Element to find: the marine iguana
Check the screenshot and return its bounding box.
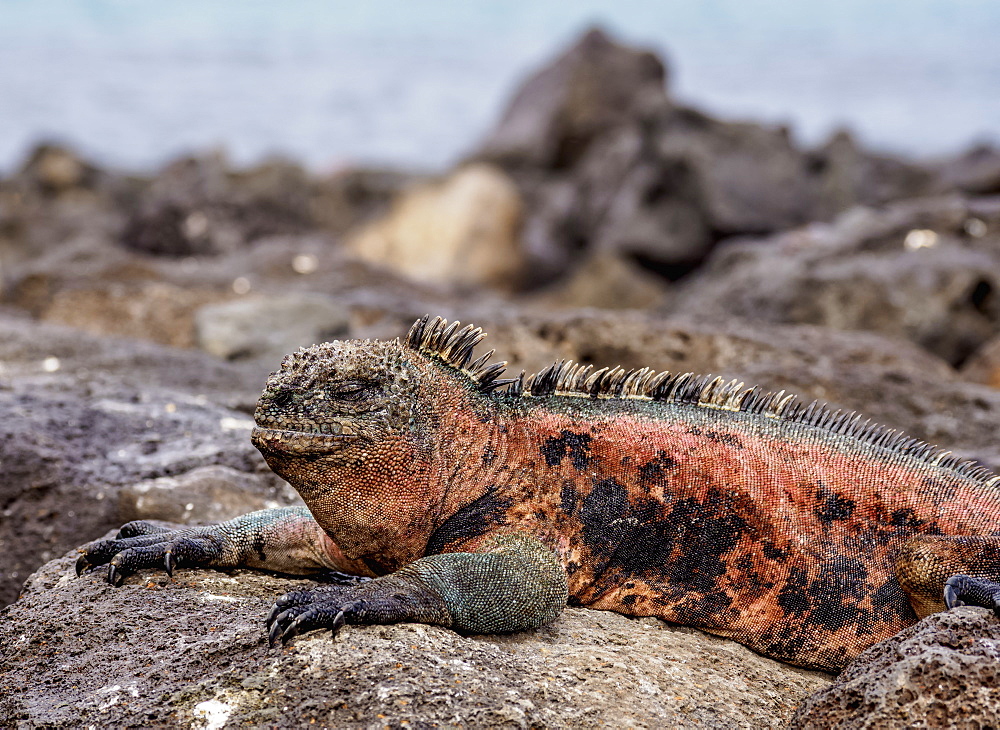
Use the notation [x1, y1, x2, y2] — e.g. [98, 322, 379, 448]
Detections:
[77, 315, 1000, 672]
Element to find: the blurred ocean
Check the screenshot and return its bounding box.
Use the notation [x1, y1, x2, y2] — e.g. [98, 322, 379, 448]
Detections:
[1, 0, 998, 173]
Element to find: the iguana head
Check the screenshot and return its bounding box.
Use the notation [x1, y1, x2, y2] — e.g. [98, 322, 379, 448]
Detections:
[252, 338, 419, 459]
[250, 316, 510, 570]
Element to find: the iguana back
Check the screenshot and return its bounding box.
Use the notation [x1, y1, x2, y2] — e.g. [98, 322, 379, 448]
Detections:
[475, 385, 1000, 670]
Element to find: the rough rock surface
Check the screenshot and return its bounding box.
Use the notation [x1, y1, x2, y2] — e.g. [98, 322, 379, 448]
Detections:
[792, 608, 1000, 729]
[116, 465, 291, 526]
[673, 195, 1000, 366]
[0, 311, 296, 606]
[0, 548, 830, 728]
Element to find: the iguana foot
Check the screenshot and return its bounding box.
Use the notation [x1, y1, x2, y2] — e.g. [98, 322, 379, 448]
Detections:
[265, 587, 363, 645]
[944, 574, 1000, 618]
[76, 523, 224, 586]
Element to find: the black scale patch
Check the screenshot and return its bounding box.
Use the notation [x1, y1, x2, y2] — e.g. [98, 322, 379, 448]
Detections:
[425, 487, 513, 554]
[541, 430, 593, 470]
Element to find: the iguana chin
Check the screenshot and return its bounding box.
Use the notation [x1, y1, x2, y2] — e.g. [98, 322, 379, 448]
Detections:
[77, 316, 1000, 672]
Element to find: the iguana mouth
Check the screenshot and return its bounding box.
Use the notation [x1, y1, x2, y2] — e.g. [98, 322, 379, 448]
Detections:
[251, 426, 358, 455]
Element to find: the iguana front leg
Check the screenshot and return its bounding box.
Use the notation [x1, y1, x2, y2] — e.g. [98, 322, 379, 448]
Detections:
[76, 506, 365, 584]
[267, 532, 569, 644]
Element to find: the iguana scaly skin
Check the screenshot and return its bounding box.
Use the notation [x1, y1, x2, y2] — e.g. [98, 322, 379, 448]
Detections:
[78, 316, 1000, 672]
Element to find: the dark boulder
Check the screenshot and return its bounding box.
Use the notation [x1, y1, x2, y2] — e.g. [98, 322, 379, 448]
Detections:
[672, 195, 1000, 366]
[792, 607, 1000, 728]
[471, 28, 934, 287]
[477, 27, 669, 171]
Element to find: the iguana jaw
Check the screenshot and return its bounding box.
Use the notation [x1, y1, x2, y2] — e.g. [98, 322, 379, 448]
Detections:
[251, 426, 358, 455]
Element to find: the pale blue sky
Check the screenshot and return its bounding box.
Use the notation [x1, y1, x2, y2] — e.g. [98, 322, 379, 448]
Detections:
[1, 0, 997, 171]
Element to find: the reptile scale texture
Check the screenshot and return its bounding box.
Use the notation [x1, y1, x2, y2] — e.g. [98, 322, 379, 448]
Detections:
[77, 315, 1000, 672]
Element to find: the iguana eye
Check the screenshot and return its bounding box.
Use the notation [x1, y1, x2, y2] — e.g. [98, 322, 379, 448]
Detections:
[271, 388, 294, 407]
[330, 380, 374, 401]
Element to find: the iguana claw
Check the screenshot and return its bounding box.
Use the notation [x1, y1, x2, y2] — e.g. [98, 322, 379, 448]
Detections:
[265, 589, 363, 646]
[75, 553, 91, 577]
[267, 613, 285, 647]
[265, 602, 283, 629]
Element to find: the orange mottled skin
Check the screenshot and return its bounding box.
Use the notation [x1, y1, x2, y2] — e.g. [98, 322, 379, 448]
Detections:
[473, 396, 1000, 670]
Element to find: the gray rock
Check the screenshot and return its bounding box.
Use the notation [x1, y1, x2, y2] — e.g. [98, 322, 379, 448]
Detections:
[581, 125, 712, 265]
[0, 548, 830, 728]
[117, 465, 294, 525]
[935, 143, 1000, 195]
[195, 293, 351, 361]
[813, 129, 935, 215]
[0, 308, 264, 409]
[120, 152, 316, 257]
[792, 607, 1000, 729]
[673, 195, 1000, 365]
[41, 281, 227, 349]
[0, 381, 275, 607]
[530, 251, 672, 310]
[0, 312, 293, 606]
[470, 29, 937, 286]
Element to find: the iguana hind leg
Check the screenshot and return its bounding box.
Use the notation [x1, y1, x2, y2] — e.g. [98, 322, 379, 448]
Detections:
[895, 535, 1000, 618]
[267, 532, 569, 644]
